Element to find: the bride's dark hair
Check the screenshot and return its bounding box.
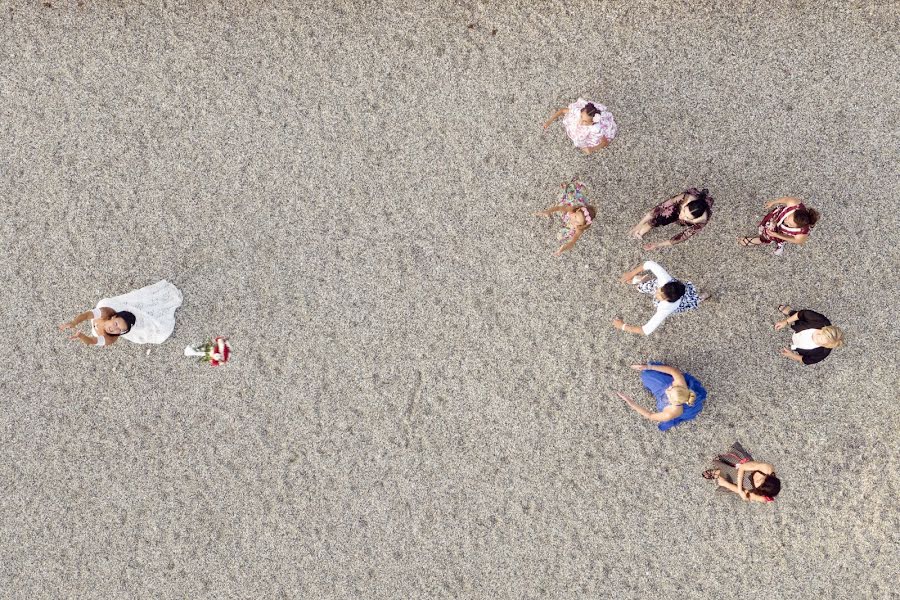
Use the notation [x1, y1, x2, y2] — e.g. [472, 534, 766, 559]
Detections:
[111, 311, 136, 335]
[583, 103, 602, 118]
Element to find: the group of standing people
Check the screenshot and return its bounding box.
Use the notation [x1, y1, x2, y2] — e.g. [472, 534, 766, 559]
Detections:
[539, 96, 846, 503]
[53, 95, 845, 506]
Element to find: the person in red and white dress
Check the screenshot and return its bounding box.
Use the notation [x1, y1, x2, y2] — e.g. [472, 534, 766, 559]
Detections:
[738, 197, 819, 255]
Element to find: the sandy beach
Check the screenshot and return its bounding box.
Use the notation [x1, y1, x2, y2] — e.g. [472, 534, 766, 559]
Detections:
[1, 1, 898, 598]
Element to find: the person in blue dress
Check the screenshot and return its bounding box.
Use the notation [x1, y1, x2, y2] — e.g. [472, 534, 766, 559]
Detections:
[615, 362, 706, 431]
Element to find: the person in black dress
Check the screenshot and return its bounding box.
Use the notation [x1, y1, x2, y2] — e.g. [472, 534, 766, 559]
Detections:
[774, 305, 845, 365]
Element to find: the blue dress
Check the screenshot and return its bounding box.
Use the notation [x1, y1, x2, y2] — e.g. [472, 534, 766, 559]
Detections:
[640, 364, 707, 431]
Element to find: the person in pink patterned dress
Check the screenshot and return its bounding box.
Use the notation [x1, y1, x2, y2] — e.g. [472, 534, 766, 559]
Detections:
[739, 197, 819, 255]
[543, 98, 617, 155]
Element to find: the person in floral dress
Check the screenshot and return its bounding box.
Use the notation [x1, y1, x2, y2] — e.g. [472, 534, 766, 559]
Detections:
[534, 179, 596, 256]
[629, 188, 713, 250]
[543, 98, 617, 155]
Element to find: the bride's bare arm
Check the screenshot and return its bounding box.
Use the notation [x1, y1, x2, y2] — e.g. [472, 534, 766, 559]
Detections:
[60, 307, 114, 331]
[59, 310, 93, 330]
[74, 332, 115, 347]
[75, 332, 99, 345]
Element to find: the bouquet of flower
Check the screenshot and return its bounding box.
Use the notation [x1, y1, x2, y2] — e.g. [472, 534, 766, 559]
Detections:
[184, 336, 231, 366]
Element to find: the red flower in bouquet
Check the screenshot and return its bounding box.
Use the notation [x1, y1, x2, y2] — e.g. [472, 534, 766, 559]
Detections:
[209, 336, 231, 367]
[184, 336, 232, 366]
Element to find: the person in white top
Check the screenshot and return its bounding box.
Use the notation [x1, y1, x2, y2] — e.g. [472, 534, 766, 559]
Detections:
[59, 280, 183, 347]
[542, 98, 617, 155]
[773, 304, 844, 365]
[59, 307, 136, 347]
[612, 261, 708, 336]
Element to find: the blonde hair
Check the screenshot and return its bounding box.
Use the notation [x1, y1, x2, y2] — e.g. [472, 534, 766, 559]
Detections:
[668, 385, 696, 406]
[818, 326, 845, 348]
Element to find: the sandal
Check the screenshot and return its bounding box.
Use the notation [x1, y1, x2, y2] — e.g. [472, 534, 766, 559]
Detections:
[702, 469, 720, 480]
[777, 304, 792, 316]
[738, 236, 763, 247]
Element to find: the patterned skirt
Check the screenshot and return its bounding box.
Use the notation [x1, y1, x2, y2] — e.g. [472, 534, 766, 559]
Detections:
[637, 278, 700, 313]
[711, 442, 755, 489]
[556, 179, 588, 241]
[757, 206, 807, 250]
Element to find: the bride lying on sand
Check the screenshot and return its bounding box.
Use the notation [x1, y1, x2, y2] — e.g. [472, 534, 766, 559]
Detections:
[59, 279, 183, 347]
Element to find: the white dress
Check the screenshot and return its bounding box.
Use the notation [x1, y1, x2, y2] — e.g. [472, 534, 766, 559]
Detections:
[562, 98, 618, 148]
[95, 280, 183, 344]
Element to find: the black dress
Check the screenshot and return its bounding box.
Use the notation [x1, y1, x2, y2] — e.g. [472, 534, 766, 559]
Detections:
[789, 309, 832, 365]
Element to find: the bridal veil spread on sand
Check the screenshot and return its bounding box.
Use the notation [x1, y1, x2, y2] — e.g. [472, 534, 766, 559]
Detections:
[96, 280, 183, 344]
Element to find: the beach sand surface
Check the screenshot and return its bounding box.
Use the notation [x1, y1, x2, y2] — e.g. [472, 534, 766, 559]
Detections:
[1, 1, 898, 598]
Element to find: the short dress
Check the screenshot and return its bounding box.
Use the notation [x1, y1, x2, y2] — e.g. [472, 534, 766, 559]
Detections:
[640, 363, 707, 431]
[648, 188, 714, 245]
[556, 179, 589, 241]
[758, 203, 810, 252]
[712, 442, 775, 502]
[562, 98, 617, 148]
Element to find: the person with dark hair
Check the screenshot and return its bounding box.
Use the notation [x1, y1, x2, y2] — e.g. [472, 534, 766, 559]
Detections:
[739, 197, 819, 255]
[612, 260, 708, 335]
[60, 308, 136, 347]
[629, 188, 714, 250]
[59, 280, 183, 347]
[542, 97, 617, 155]
[703, 442, 781, 503]
[534, 179, 597, 256]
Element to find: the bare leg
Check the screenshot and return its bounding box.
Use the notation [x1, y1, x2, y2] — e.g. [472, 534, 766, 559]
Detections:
[738, 236, 764, 247]
[629, 220, 653, 239]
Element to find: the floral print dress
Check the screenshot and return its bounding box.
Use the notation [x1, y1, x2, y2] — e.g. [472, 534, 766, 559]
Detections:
[562, 98, 617, 148]
[648, 188, 714, 245]
[556, 179, 589, 241]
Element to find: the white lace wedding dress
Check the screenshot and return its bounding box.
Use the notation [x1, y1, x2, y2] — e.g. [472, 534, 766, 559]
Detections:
[96, 280, 183, 344]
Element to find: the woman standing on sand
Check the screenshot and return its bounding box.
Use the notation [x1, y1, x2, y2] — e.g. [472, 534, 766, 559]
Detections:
[542, 98, 617, 155]
[59, 279, 183, 347]
[534, 179, 597, 256]
[629, 188, 713, 251]
[703, 442, 781, 503]
[615, 362, 706, 431]
[773, 304, 844, 365]
[612, 260, 708, 336]
[739, 197, 819, 255]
